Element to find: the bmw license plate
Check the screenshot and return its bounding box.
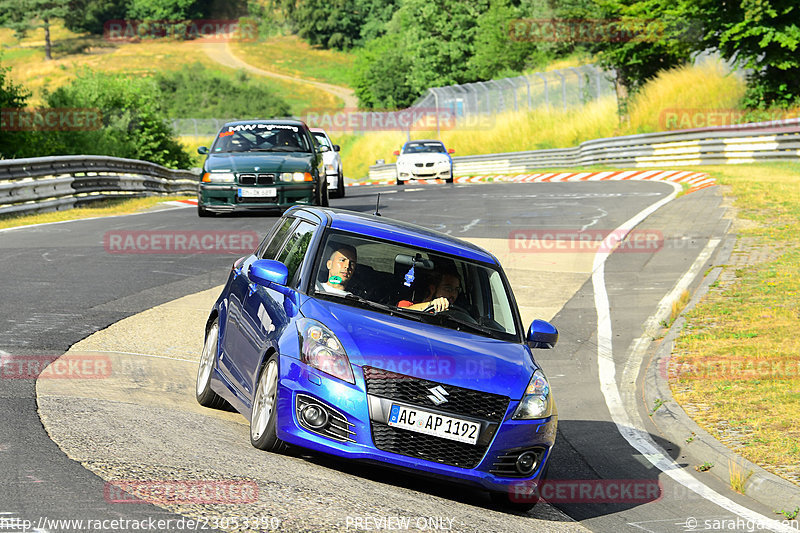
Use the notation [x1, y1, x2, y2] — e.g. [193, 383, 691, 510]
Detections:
[238, 187, 277, 198]
[388, 404, 479, 445]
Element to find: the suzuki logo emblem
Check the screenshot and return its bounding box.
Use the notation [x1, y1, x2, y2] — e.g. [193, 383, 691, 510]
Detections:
[427, 385, 449, 406]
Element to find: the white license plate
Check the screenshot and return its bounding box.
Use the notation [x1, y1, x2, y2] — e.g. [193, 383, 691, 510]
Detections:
[388, 404, 480, 445]
[238, 187, 277, 198]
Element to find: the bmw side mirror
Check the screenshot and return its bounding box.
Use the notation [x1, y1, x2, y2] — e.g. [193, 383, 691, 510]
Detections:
[249, 259, 289, 288]
[527, 319, 558, 349]
[393, 150, 400, 156]
[448, 148, 455, 154]
[197, 146, 209, 155]
[333, 144, 340, 152]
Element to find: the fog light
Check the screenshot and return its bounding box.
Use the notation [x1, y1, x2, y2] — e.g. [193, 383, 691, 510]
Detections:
[301, 404, 329, 429]
[515, 451, 538, 475]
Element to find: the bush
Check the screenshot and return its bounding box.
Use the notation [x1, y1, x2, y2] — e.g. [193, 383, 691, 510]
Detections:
[153, 63, 291, 119]
[44, 69, 192, 168]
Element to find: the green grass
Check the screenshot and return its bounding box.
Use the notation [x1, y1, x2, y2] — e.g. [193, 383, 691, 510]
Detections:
[230, 34, 354, 88]
[0, 196, 193, 230]
[671, 162, 800, 483]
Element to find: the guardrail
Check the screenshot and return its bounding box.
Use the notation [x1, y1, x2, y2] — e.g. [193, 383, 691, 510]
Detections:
[369, 118, 800, 181]
[0, 156, 199, 217]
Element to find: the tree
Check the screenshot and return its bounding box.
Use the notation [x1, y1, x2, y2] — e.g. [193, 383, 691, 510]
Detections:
[556, 0, 697, 102]
[0, 0, 70, 60]
[0, 60, 34, 158]
[688, 0, 800, 106]
[44, 69, 192, 168]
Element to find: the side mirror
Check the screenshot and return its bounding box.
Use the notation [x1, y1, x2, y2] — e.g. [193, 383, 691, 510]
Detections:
[393, 150, 400, 156]
[197, 146, 209, 155]
[447, 148, 455, 154]
[527, 319, 558, 349]
[249, 259, 288, 288]
[333, 144, 341, 152]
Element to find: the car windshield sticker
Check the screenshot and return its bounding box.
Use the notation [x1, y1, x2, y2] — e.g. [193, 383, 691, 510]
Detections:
[404, 265, 415, 287]
[218, 131, 233, 137]
[227, 124, 299, 133]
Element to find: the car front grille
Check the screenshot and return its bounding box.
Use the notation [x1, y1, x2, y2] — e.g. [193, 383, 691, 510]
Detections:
[238, 173, 275, 185]
[371, 422, 487, 468]
[363, 366, 509, 422]
[363, 366, 510, 469]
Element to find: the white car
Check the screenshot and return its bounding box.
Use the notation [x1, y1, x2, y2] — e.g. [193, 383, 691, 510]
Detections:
[310, 128, 345, 198]
[393, 139, 454, 185]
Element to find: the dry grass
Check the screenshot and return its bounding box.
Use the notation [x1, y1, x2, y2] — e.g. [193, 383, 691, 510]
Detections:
[671, 163, 800, 484]
[0, 196, 193, 230]
[341, 96, 620, 179]
[728, 460, 753, 494]
[626, 61, 747, 133]
[0, 23, 337, 112]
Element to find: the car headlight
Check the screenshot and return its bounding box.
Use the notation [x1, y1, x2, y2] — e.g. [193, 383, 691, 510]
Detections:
[512, 369, 552, 419]
[281, 172, 313, 182]
[297, 318, 354, 384]
[325, 163, 335, 173]
[202, 172, 235, 183]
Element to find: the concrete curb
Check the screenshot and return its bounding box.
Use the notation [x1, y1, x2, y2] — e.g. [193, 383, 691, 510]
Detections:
[645, 234, 800, 513]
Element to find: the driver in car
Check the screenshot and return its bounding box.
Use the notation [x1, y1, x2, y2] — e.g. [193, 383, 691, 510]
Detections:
[398, 268, 461, 312]
[317, 244, 357, 295]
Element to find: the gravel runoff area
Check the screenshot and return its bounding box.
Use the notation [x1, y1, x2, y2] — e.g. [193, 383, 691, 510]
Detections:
[36, 237, 592, 532]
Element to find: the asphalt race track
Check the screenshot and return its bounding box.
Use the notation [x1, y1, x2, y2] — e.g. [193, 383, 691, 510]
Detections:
[0, 180, 790, 532]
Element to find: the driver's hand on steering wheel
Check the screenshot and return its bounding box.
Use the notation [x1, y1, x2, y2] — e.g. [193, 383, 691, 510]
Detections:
[428, 297, 450, 313]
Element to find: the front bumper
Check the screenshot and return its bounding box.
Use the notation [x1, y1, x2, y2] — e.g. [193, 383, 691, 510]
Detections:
[397, 167, 452, 181]
[198, 183, 315, 212]
[274, 356, 557, 493]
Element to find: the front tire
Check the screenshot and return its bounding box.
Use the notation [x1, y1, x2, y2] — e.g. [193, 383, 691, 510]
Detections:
[336, 171, 345, 198]
[198, 204, 211, 217]
[196, 320, 229, 409]
[250, 354, 286, 452]
[316, 179, 329, 207]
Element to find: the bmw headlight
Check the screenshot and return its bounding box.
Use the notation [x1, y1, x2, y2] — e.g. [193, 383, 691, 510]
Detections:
[202, 172, 235, 183]
[325, 163, 336, 173]
[281, 172, 313, 182]
[297, 318, 354, 384]
[512, 369, 552, 419]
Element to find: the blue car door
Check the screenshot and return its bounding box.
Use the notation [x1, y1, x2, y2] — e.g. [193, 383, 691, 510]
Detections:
[233, 219, 317, 399]
[219, 218, 295, 396]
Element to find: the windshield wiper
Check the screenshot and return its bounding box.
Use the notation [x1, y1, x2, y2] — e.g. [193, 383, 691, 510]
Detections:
[316, 292, 424, 321]
[427, 312, 500, 337]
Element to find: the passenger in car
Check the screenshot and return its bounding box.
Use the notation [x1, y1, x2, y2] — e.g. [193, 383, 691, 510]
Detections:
[317, 244, 357, 295]
[398, 268, 461, 312]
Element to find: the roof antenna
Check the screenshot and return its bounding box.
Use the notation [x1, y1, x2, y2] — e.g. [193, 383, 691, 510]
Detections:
[373, 193, 382, 216]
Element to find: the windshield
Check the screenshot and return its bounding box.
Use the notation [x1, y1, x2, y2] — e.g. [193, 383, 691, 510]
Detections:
[211, 123, 312, 153]
[311, 132, 331, 148]
[313, 231, 521, 341]
[402, 142, 446, 154]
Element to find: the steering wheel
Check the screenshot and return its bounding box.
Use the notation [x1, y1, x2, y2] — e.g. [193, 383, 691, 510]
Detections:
[422, 303, 479, 324]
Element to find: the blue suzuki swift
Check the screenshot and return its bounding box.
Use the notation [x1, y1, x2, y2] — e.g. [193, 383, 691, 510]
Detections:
[196, 206, 558, 509]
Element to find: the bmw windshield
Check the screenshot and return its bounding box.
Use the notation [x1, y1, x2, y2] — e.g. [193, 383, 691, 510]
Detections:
[402, 142, 446, 154]
[211, 123, 313, 153]
[312, 231, 522, 342]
